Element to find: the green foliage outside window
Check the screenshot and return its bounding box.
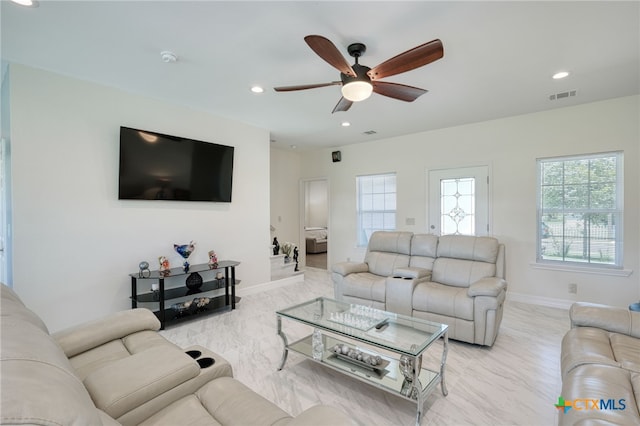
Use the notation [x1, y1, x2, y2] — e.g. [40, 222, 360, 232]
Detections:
[538, 152, 622, 267]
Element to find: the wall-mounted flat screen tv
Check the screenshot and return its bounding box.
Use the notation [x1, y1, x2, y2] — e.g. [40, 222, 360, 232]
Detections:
[118, 126, 234, 202]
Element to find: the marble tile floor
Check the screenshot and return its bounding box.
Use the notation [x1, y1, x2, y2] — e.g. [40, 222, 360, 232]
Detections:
[160, 268, 570, 426]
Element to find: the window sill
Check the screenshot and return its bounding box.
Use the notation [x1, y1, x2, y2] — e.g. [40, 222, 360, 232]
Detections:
[529, 261, 632, 277]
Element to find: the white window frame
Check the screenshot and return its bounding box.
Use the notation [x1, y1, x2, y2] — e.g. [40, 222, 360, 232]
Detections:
[356, 173, 396, 246]
[536, 151, 624, 269]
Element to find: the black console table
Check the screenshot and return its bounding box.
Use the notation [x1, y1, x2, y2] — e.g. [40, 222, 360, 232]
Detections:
[130, 260, 240, 329]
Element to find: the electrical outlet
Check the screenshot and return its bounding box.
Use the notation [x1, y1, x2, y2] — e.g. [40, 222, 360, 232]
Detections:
[568, 283, 578, 294]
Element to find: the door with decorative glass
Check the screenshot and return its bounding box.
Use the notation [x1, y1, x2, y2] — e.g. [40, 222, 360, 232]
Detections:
[428, 166, 489, 236]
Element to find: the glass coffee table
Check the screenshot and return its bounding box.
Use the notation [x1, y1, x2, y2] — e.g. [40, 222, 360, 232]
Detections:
[276, 297, 448, 425]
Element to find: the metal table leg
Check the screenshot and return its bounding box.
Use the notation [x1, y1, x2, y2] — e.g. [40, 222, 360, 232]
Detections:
[441, 330, 449, 396]
[276, 315, 289, 370]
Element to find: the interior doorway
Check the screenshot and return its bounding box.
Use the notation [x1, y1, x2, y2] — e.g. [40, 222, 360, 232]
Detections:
[301, 178, 329, 269]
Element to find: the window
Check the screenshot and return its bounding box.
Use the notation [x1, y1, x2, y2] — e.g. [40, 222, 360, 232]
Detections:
[440, 177, 476, 235]
[357, 173, 396, 246]
[537, 152, 623, 268]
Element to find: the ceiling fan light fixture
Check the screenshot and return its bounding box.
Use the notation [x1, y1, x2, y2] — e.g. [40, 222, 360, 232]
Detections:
[341, 81, 373, 102]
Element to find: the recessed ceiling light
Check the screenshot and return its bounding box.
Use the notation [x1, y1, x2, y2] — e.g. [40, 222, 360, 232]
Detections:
[11, 0, 38, 6]
[160, 51, 177, 63]
[290, 145, 297, 149]
[552, 71, 570, 80]
[251, 86, 264, 94]
[341, 122, 351, 127]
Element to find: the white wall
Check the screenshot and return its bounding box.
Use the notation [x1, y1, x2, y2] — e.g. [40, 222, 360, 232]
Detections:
[270, 147, 301, 249]
[9, 64, 272, 332]
[305, 180, 328, 228]
[300, 96, 639, 308]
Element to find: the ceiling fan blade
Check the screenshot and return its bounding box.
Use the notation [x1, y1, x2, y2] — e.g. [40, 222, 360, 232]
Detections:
[274, 81, 341, 92]
[368, 39, 444, 80]
[305, 35, 356, 77]
[332, 97, 353, 113]
[372, 81, 427, 102]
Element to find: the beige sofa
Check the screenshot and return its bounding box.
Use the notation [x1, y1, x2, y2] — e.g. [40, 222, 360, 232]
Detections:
[305, 228, 328, 254]
[332, 231, 506, 346]
[1, 283, 355, 426]
[559, 302, 640, 425]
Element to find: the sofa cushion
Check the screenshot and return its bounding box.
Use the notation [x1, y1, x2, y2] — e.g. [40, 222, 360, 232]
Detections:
[412, 282, 474, 321]
[611, 333, 640, 373]
[365, 251, 411, 277]
[409, 234, 438, 270]
[53, 308, 161, 358]
[560, 325, 640, 378]
[437, 235, 499, 263]
[342, 272, 386, 303]
[570, 302, 640, 339]
[561, 327, 619, 378]
[138, 377, 292, 426]
[69, 330, 178, 380]
[559, 365, 639, 426]
[137, 394, 223, 426]
[365, 231, 412, 277]
[0, 285, 49, 333]
[83, 346, 200, 419]
[1, 319, 103, 425]
[432, 257, 497, 288]
[367, 231, 413, 255]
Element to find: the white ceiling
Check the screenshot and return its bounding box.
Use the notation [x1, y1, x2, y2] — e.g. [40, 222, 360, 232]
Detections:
[2, 1, 639, 151]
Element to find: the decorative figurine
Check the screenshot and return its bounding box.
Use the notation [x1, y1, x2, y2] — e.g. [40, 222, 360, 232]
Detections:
[174, 241, 195, 273]
[272, 237, 280, 256]
[281, 241, 293, 261]
[158, 256, 170, 276]
[293, 246, 299, 272]
[138, 261, 150, 278]
[208, 250, 219, 269]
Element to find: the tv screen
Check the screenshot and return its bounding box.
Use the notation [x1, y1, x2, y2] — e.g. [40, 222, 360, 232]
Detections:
[118, 126, 234, 202]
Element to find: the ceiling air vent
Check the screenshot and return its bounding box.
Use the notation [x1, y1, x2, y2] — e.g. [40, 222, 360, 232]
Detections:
[549, 90, 577, 101]
[363, 130, 377, 135]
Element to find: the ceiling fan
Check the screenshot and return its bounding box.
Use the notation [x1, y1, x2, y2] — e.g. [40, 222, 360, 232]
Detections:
[274, 35, 444, 113]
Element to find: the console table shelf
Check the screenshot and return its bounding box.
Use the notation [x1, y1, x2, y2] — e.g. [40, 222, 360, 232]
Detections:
[130, 260, 240, 329]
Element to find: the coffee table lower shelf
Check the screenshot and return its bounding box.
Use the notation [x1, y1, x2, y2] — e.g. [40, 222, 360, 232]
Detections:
[283, 334, 443, 424]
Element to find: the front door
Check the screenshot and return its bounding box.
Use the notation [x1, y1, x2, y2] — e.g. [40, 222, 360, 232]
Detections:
[428, 166, 490, 236]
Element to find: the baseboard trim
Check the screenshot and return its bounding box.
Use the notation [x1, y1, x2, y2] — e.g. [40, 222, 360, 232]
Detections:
[237, 273, 305, 297]
[506, 291, 573, 310]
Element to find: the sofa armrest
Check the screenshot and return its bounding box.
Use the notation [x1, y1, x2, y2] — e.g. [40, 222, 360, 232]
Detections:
[332, 261, 369, 276]
[288, 405, 358, 426]
[393, 267, 431, 280]
[570, 302, 640, 338]
[83, 346, 200, 419]
[467, 277, 507, 297]
[52, 308, 161, 358]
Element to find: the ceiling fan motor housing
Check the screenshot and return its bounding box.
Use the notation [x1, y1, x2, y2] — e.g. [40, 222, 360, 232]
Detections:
[341, 63, 372, 85]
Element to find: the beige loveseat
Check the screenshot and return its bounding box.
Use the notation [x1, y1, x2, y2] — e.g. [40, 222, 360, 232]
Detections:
[332, 231, 506, 346]
[559, 302, 640, 425]
[1, 283, 354, 426]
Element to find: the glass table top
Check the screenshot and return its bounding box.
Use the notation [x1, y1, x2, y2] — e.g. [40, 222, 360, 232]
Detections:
[277, 297, 448, 356]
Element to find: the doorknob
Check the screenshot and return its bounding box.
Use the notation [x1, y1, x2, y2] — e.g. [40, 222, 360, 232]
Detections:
[430, 225, 435, 229]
